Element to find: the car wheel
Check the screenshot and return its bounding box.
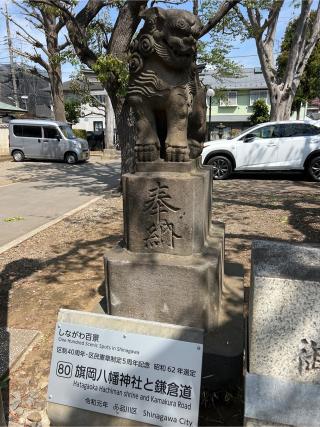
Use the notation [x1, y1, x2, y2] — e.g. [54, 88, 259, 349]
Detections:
[65, 152, 78, 164]
[12, 150, 25, 162]
[207, 156, 233, 180]
[308, 156, 320, 181]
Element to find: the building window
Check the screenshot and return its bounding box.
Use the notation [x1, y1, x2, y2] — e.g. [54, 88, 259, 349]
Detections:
[93, 94, 106, 104]
[250, 90, 269, 106]
[93, 121, 103, 132]
[220, 91, 238, 107]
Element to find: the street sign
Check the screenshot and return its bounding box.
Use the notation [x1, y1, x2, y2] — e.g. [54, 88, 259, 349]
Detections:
[48, 321, 203, 426]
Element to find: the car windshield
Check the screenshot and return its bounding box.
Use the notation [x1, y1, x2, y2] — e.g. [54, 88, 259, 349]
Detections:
[59, 125, 76, 139]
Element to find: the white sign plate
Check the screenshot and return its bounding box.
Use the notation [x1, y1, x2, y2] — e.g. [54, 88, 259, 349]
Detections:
[48, 321, 203, 427]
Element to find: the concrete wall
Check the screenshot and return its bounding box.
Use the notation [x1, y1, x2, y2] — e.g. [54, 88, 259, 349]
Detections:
[0, 124, 9, 156]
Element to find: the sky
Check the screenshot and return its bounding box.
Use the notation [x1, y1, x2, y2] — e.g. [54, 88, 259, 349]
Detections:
[0, 0, 313, 83]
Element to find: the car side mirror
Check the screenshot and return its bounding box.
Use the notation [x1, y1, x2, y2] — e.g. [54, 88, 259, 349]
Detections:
[243, 134, 255, 143]
[56, 135, 61, 141]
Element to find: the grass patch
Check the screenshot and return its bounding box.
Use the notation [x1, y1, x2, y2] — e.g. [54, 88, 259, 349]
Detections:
[3, 216, 24, 222]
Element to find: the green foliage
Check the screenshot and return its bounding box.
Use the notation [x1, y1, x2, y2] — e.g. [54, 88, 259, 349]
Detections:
[65, 99, 82, 125]
[198, 0, 244, 78]
[249, 99, 270, 125]
[198, 40, 243, 80]
[69, 72, 106, 109]
[277, 12, 320, 111]
[73, 129, 87, 140]
[93, 54, 129, 97]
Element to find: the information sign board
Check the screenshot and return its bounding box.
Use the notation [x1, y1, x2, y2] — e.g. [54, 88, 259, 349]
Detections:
[48, 321, 203, 426]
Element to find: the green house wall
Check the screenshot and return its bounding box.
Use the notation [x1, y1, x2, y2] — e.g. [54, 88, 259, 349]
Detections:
[206, 90, 307, 120]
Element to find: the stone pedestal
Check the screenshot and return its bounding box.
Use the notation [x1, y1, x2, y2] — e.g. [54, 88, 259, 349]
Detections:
[105, 160, 223, 332]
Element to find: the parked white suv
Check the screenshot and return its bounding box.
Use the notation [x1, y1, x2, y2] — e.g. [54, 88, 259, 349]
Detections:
[201, 120, 320, 181]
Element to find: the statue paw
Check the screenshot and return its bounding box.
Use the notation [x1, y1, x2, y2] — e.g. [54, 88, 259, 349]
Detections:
[165, 145, 190, 162]
[188, 140, 203, 159]
[135, 144, 159, 162]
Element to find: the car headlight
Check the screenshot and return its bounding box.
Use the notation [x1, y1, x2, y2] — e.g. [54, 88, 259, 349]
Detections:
[72, 141, 82, 150]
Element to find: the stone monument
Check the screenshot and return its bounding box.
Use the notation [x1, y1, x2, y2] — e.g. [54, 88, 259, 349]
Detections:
[245, 240, 320, 427]
[47, 8, 243, 425]
[104, 7, 225, 374]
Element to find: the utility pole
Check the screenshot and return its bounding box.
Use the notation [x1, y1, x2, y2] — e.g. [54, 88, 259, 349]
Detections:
[4, 2, 19, 108]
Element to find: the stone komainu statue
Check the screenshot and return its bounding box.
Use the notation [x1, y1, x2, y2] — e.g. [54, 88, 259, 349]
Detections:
[128, 7, 206, 162]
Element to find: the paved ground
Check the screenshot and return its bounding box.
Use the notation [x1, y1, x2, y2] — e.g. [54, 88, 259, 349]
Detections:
[0, 158, 120, 248]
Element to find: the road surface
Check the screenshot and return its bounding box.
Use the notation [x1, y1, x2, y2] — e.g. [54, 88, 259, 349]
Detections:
[0, 158, 120, 248]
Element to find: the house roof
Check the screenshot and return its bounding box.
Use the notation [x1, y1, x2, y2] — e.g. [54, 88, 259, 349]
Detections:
[0, 63, 52, 118]
[201, 67, 267, 90]
[0, 101, 26, 113]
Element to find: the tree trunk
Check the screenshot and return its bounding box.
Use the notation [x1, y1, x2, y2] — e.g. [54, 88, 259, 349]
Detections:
[269, 85, 294, 121]
[117, 100, 135, 175]
[49, 63, 66, 122]
[104, 94, 115, 149]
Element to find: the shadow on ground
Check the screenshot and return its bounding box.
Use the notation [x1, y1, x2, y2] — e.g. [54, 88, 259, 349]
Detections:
[3, 160, 121, 197]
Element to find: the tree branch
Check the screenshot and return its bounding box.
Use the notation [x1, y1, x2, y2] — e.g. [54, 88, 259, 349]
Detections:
[199, 0, 241, 38]
[247, 7, 260, 35]
[12, 48, 49, 72]
[233, 5, 250, 31]
[12, 0, 45, 26]
[263, 1, 283, 45]
[58, 36, 70, 52]
[284, 0, 313, 87]
[75, 0, 108, 27]
[9, 15, 50, 56]
[150, 0, 188, 6]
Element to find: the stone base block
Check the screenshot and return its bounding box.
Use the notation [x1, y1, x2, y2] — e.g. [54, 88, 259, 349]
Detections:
[104, 230, 223, 332]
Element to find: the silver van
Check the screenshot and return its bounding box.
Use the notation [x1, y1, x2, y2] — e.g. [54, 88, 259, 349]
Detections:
[9, 119, 90, 164]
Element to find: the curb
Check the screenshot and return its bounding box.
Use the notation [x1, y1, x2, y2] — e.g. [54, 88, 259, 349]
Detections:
[0, 156, 11, 162]
[0, 196, 103, 256]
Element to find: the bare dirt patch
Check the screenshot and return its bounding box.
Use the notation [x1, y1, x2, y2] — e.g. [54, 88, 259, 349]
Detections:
[212, 173, 320, 287]
[0, 171, 319, 425]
